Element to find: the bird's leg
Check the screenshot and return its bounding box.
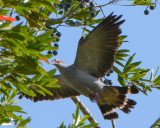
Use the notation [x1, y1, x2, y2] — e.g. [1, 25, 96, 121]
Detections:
[89, 92, 101, 103]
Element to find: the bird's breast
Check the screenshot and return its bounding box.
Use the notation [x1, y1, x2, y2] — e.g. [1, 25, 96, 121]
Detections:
[58, 65, 104, 95]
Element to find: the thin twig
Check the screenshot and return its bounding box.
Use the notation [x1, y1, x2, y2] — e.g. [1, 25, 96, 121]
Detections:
[156, 0, 160, 4]
[111, 119, 116, 128]
[112, 2, 136, 6]
[40, 7, 43, 13]
[92, 0, 106, 18]
[71, 96, 100, 128]
[10, 9, 13, 17]
[95, 1, 115, 7]
[40, 6, 80, 23]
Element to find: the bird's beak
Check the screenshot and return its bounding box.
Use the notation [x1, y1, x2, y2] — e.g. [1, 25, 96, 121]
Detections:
[52, 60, 56, 65]
[52, 62, 56, 65]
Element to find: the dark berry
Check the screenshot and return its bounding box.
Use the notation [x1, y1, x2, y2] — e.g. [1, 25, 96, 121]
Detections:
[89, 2, 95, 7]
[144, 10, 149, 15]
[108, 80, 113, 85]
[15, 16, 20, 21]
[103, 79, 108, 85]
[65, 3, 71, 8]
[84, 0, 89, 3]
[150, 6, 155, 10]
[106, 73, 110, 77]
[56, 38, 60, 42]
[47, 50, 52, 54]
[59, 3, 64, 9]
[58, 10, 63, 14]
[53, 50, 58, 55]
[109, 69, 114, 73]
[90, 12, 96, 18]
[56, 32, 62, 37]
[79, 3, 85, 8]
[54, 43, 59, 48]
[50, 33, 54, 37]
[45, 22, 51, 28]
[53, 28, 57, 33]
[89, 7, 96, 12]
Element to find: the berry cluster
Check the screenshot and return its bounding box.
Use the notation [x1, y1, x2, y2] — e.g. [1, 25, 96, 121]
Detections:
[56, 0, 96, 18]
[103, 69, 114, 85]
[144, 5, 155, 15]
[78, 1, 97, 18]
[48, 28, 61, 56]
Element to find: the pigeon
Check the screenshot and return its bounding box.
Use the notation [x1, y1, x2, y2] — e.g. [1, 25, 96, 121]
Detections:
[20, 13, 139, 120]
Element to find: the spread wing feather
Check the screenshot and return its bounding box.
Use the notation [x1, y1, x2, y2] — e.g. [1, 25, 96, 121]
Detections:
[19, 75, 80, 102]
[74, 13, 125, 78]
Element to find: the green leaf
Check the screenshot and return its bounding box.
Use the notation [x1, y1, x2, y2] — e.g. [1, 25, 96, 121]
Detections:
[9, 90, 18, 101]
[47, 69, 57, 77]
[116, 53, 129, 58]
[115, 60, 124, 67]
[35, 30, 53, 43]
[118, 75, 126, 86]
[124, 61, 142, 73]
[7, 32, 25, 41]
[11, 40, 29, 56]
[77, 115, 89, 126]
[0, 9, 10, 15]
[150, 117, 160, 128]
[46, 0, 60, 4]
[0, 22, 11, 29]
[153, 75, 160, 85]
[38, 85, 53, 96]
[18, 117, 31, 127]
[6, 105, 22, 112]
[113, 66, 122, 74]
[133, 0, 152, 5]
[150, 68, 154, 81]
[74, 103, 80, 125]
[123, 53, 135, 71]
[116, 49, 130, 54]
[154, 66, 159, 78]
[81, 123, 99, 128]
[32, 0, 58, 14]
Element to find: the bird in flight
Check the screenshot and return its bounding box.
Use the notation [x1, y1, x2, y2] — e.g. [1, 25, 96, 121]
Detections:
[20, 13, 139, 120]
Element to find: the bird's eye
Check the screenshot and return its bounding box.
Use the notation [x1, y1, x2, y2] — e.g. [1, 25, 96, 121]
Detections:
[54, 59, 58, 62]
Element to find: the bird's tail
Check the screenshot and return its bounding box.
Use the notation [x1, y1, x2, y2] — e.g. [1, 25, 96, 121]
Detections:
[97, 86, 139, 120]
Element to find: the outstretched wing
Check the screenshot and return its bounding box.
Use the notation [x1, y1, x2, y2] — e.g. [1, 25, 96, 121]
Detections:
[19, 75, 80, 102]
[74, 13, 125, 78]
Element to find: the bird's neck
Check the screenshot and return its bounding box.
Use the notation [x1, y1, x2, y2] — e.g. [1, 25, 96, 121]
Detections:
[55, 63, 70, 70]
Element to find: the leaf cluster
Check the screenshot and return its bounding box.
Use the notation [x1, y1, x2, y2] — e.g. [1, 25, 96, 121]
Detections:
[0, 89, 31, 127]
[113, 35, 160, 95]
[58, 104, 98, 128]
[0, 0, 159, 127]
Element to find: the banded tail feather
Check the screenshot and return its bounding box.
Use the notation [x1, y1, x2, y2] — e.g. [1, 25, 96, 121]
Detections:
[98, 86, 139, 120]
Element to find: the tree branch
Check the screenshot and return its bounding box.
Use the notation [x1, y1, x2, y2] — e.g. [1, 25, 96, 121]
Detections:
[111, 119, 116, 128]
[71, 96, 100, 128]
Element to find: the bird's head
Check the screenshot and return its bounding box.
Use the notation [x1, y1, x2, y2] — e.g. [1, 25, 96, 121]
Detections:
[52, 59, 64, 65]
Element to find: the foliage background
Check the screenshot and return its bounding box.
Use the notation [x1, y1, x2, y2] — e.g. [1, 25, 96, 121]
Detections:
[20, 5, 160, 128]
[0, 0, 160, 128]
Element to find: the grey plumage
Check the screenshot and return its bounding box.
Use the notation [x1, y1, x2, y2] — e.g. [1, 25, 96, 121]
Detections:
[20, 13, 139, 120]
